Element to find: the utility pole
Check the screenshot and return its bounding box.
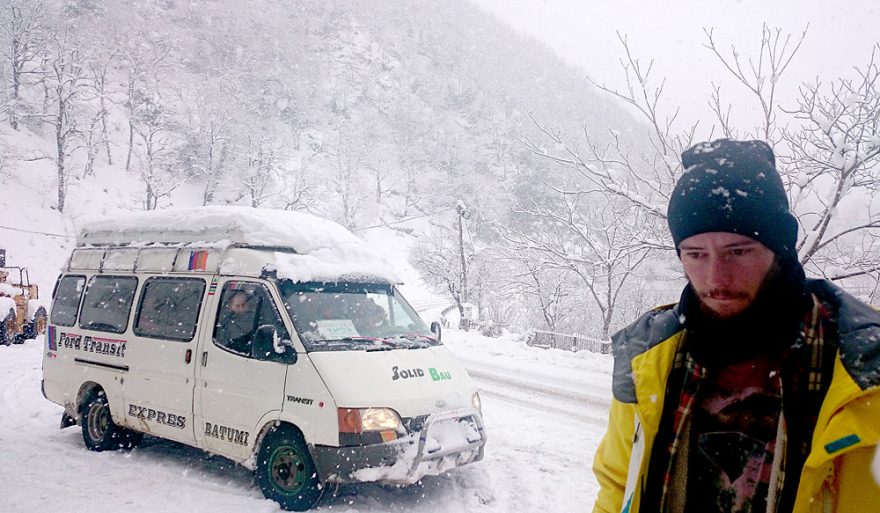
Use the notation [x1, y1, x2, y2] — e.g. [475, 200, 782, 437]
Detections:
[456, 200, 470, 330]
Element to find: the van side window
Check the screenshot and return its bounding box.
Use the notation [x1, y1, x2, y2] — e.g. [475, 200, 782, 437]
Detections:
[78, 276, 138, 333]
[134, 277, 206, 341]
[50, 275, 86, 327]
[213, 282, 289, 360]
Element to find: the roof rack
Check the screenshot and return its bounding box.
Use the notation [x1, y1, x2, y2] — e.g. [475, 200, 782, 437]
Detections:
[72, 207, 401, 284]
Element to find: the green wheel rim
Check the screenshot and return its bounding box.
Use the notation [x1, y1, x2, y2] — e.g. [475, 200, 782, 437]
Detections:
[268, 445, 308, 495]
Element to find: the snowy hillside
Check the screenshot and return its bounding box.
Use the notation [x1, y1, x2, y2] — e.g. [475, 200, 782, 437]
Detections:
[0, 0, 654, 337]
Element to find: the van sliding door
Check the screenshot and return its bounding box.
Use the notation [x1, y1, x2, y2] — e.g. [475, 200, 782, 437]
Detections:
[123, 277, 206, 445]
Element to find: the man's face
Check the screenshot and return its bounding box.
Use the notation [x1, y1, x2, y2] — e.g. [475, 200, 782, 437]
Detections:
[229, 293, 251, 315]
[679, 232, 776, 319]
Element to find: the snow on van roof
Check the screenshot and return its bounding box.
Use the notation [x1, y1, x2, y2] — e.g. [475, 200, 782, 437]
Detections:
[78, 206, 400, 284]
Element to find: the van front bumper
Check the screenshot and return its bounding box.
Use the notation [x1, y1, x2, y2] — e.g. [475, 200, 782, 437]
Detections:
[310, 408, 486, 484]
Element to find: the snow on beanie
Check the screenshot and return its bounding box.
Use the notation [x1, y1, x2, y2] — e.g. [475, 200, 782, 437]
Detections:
[667, 139, 799, 259]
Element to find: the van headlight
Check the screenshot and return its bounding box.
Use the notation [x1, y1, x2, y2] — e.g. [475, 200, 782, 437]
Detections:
[472, 391, 482, 412]
[338, 407, 403, 433]
[361, 407, 402, 431]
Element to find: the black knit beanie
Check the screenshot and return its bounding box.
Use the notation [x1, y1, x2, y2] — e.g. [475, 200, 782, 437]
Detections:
[667, 139, 799, 260]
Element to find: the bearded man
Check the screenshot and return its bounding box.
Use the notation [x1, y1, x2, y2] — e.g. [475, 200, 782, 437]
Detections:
[592, 139, 880, 513]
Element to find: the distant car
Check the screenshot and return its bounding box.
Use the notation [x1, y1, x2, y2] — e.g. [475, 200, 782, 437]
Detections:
[41, 206, 486, 511]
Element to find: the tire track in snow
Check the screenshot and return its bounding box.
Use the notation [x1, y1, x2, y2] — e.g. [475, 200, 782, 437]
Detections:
[456, 353, 611, 391]
[465, 367, 611, 428]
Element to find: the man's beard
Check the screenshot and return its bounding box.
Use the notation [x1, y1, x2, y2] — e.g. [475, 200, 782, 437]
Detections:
[681, 256, 811, 367]
[696, 260, 781, 320]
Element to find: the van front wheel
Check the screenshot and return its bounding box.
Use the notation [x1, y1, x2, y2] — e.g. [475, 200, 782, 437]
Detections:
[80, 389, 142, 451]
[256, 426, 323, 511]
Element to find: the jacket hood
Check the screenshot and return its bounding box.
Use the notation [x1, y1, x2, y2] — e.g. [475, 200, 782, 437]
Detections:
[610, 305, 683, 403]
[809, 279, 880, 390]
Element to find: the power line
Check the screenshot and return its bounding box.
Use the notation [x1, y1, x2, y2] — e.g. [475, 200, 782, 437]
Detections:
[354, 206, 456, 231]
[0, 224, 74, 239]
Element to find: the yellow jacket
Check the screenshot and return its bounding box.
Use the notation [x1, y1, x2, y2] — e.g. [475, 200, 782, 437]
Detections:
[593, 280, 880, 513]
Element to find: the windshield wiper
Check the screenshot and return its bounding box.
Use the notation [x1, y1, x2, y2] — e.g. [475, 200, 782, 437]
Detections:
[390, 333, 437, 348]
[307, 335, 433, 351]
[336, 336, 395, 351]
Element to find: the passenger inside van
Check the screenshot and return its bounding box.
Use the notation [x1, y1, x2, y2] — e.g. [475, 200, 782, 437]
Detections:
[137, 295, 164, 334]
[215, 290, 258, 354]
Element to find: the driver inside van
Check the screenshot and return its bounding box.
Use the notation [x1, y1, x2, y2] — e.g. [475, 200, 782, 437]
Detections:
[215, 290, 257, 354]
[290, 294, 389, 340]
[350, 298, 389, 336]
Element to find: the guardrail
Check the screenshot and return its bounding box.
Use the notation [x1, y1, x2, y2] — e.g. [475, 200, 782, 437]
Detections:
[526, 329, 611, 354]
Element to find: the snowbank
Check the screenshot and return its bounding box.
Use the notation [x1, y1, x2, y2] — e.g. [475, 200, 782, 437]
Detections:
[0, 282, 17, 296]
[0, 296, 14, 316]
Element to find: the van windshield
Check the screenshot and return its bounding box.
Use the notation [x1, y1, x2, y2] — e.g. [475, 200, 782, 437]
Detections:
[277, 281, 439, 352]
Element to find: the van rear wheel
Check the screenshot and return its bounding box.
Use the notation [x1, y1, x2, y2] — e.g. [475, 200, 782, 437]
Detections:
[256, 426, 323, 511]
[80, 389, 143, 451]
[27, 307, 47, 339]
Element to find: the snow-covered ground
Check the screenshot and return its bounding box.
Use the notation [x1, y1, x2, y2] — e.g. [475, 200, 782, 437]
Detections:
[0, 331, 612, 513]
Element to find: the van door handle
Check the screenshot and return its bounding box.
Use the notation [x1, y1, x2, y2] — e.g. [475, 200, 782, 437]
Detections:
[201, 351, 208, 367]
[185, 349, 192, 364]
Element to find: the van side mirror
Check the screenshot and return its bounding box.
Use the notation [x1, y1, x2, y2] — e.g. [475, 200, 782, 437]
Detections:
[253, 325, 297, 364]
[430, 321, 442, 342]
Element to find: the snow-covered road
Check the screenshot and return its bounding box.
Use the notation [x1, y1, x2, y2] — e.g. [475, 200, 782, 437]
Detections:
[461, 357, 611, 427]
[0, 332, 612, 513]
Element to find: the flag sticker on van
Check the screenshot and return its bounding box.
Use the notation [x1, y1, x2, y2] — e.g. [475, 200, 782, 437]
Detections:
[188, 250, 208, 271]
[47, 325, 57, 351]
[208, 276, 219, 296]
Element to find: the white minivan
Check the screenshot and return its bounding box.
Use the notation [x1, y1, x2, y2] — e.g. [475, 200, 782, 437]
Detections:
[41, 207, 486, 511]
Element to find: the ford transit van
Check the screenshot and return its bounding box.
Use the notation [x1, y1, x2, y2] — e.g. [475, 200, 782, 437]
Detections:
[41, 206, 486, 511]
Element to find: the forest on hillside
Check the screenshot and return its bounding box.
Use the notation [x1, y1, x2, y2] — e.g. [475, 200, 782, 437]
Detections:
[3, 0, 880, 338]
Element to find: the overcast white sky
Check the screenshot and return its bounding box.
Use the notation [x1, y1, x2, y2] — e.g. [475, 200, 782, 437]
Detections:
[469, 0, 880, 134]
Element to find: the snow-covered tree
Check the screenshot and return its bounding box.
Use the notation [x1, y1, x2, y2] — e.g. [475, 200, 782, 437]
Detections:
[783, 46, 880, 278]
[81, 40, 117, 174]
[118, 27, 171, 174]
[1, 0, 48, 130]
[409, 204, 479, 330]
[178, 85, 233, 205]
[41, 29, 88, 213]
[502, 194, 652, 338]
[495, 246, 580, 334]
[131, 93, 182, 210]
[518, 26, 880, 332]
[238, 129, 286, 208]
